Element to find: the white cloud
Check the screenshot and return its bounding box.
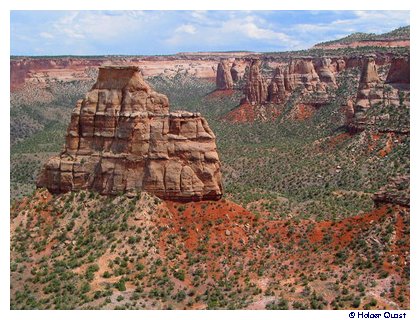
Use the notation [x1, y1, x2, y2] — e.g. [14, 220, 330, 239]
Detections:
[61, 27, 85, 39]
[190, 11, 209, 23]
[221, 19, 296, 44]
[293, 24, 332, 33]
[286, 10, 409, 48]
[48, 11, 153, 43]
[39, 32, 54, 39]
[293, 10, 409, 35]
[11, 10, 410, 55]
[175, 24, 197, 34]
[243, 23, 290, 41]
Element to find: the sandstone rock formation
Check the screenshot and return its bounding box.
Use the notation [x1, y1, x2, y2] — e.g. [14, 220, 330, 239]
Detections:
[226, 57, 339, 123]
[267, 58, 338, 105]
[315, 58, 337, 87]
[230, 59, 247, 82]
[267, 66, 288, 104]
[286, 58, 320, 92]
[343, 99, 355, 126]
[226, 53, 407, 125]
[334, 58, 346, 72]
[216, 59, 234, 90]
[37, 66, 223, 201]
[244, 58, 268, 105]
[383, 57, 410, 108]
[348, 55, 410, 133]
[360, 56, 381, 85]
[386, 57, 410, 89]
[353, 56, 383, 123]
[373, 175, 409, 207]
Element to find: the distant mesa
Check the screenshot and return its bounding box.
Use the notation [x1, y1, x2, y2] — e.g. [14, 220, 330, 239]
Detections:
[37, 66, 223, 201]
[312, 26, 410, 49]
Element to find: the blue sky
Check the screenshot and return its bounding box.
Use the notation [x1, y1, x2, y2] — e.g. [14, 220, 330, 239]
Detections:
[10, 10, 409, 56]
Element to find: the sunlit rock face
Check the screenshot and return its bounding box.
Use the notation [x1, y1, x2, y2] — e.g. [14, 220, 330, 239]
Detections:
[37, 66, 223, 201]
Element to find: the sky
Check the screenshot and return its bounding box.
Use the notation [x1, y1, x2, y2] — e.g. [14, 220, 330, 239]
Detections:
[10, 10, 410, 56]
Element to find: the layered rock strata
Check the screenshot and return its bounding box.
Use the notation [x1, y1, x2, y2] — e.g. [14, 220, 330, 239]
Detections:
[286, 58, 321, 91]
[244, 58, 268, 105]
[267, 66, 288, 104]
[386, 57, 410, 88]
[384, 57, 410, 108]
[353, 57, 383, 124]
[373, 175, 409, 207]
[315, 58, 337, 87]
[349, 56, 410, 132]
[37, 66, 223, 201]
[227, 57, 338, 123]
[334, 58, 346, 72]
